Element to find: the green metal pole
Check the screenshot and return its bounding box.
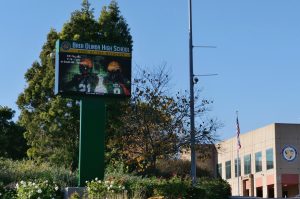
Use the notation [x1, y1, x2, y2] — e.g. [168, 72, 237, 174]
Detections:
[78, 97, 106, 187]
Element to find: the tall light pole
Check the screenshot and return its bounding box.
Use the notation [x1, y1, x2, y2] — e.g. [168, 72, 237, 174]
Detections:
[188, 0, 196, 185]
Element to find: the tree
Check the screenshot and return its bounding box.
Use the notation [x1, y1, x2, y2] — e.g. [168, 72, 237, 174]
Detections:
[17, 29, 80, 170]
[60, 0, 99, 42]
[0, 106, 27, 159]
[99, 0, 132, 47]
[106, 65, 220, 173]
[17, 1, 132, 170]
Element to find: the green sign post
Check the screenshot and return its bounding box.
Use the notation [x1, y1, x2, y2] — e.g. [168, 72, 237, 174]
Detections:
[79, 98, 106, 186]
[54, 40, 132, 186]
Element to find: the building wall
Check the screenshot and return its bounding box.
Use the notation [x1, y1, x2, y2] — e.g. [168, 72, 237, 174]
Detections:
[275, 124, 300, 198]
[217, 123, 300, 198]
[183, 123, 300, 198]
[217, 124, 276, 198]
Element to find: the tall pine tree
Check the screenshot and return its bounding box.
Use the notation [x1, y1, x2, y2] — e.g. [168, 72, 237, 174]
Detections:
[17, 0, 132, 170]
[99, 0, 132, 47]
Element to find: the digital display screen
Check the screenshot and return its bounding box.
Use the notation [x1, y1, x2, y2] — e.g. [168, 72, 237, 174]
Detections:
[55, 40, 131, 98]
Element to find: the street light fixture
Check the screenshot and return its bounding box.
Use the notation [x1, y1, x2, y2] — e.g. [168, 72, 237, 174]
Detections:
[188, 0, 217, 186]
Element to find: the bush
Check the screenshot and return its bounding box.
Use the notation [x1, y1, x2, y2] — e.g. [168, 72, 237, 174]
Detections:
[152, 177, 191, 199]
[0, 182, 17, 199]
[0, 158, 77, 188]
[16, 180, 62, 199]
[95, 172, 231, 199]
[197, 178, 231, 199]
[86, 177, 127, 199]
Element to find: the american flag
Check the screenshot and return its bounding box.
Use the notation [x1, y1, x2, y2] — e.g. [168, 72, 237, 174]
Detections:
[236, 115, 241, 149]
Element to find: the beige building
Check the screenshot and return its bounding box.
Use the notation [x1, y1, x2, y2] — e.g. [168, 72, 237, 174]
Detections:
[217, 123, 300, 198]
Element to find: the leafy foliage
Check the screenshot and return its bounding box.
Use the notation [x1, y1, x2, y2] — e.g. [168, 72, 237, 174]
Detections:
[86, 172, 231, 199]
[86, 178, 127, 199]
[0, 106, 27, 159]
[16, 180, 62, 199]
[17, 28, 81, 170]
[0, 182, 17, 199]
[106, 66, 179, 173]
[0, 158, 77, 188]
[99, 0, 132, 47]
[17, 1, 132, 170]
[106, 65, 220, 174]
[196, 177, 231, 199]
[60, 1, 99, 42]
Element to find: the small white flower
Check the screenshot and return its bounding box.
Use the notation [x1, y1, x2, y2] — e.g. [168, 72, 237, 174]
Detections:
[38, 197, 41, 199]
[55, 186, 59, 191]
[111, 190, 114, 193]
[109, 184, 113, 188]
[95, 177, 98, 181]
[16, 183, 19, 189]
[85, 181, 88, 183]
[37, 189, 42, 193]
[0, 193, 2, 196]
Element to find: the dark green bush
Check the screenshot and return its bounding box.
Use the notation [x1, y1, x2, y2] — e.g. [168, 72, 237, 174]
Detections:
[0, 182, 17, 199]
[102, 172, 231, 199]
[197, 177, 231, 199]
[152, 177, 190, 199]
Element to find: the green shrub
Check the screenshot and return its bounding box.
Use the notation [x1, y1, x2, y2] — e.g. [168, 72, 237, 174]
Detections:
[0, 182, 17, 199]
[0, 158, 77, 187]
[152, 177, 191, 199]
[16, 180, 62, 199]
[187, 186, 206, 199]
[86, 177, 127, 199]
[197, 178, 231, 199]
[101, 172, 230, 199]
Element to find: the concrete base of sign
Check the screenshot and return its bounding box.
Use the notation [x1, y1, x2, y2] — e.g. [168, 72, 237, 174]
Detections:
[64, 187, 86, 199]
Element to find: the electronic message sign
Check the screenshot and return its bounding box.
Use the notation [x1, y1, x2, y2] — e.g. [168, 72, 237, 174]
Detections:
[55, 40, 131, 97]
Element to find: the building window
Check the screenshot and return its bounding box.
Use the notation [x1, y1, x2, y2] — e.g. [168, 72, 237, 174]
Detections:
[244, 154, 251, 175]
[217, 163, 222, 178]
[235, 158, 241, 177]
[266, 148, 274, 170]
[225, 160, 231, 179]
[255, 151, 262, 172]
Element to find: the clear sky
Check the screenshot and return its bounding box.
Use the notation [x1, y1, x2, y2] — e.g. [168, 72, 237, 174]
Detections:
[1, 0, 300, 140]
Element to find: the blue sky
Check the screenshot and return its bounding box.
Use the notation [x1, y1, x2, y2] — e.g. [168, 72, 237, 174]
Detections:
[1, 0, 300, 140]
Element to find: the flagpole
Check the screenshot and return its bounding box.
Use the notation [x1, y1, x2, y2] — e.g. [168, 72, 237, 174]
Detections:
[237, 146, 240, 196]
[236, 111, 240, 196]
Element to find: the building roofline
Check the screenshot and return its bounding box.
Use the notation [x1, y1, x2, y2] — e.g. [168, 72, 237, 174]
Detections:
[218, 122, 300, 143]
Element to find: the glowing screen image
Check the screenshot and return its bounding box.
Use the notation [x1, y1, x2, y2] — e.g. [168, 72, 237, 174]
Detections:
[55, 40, 131, 97]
